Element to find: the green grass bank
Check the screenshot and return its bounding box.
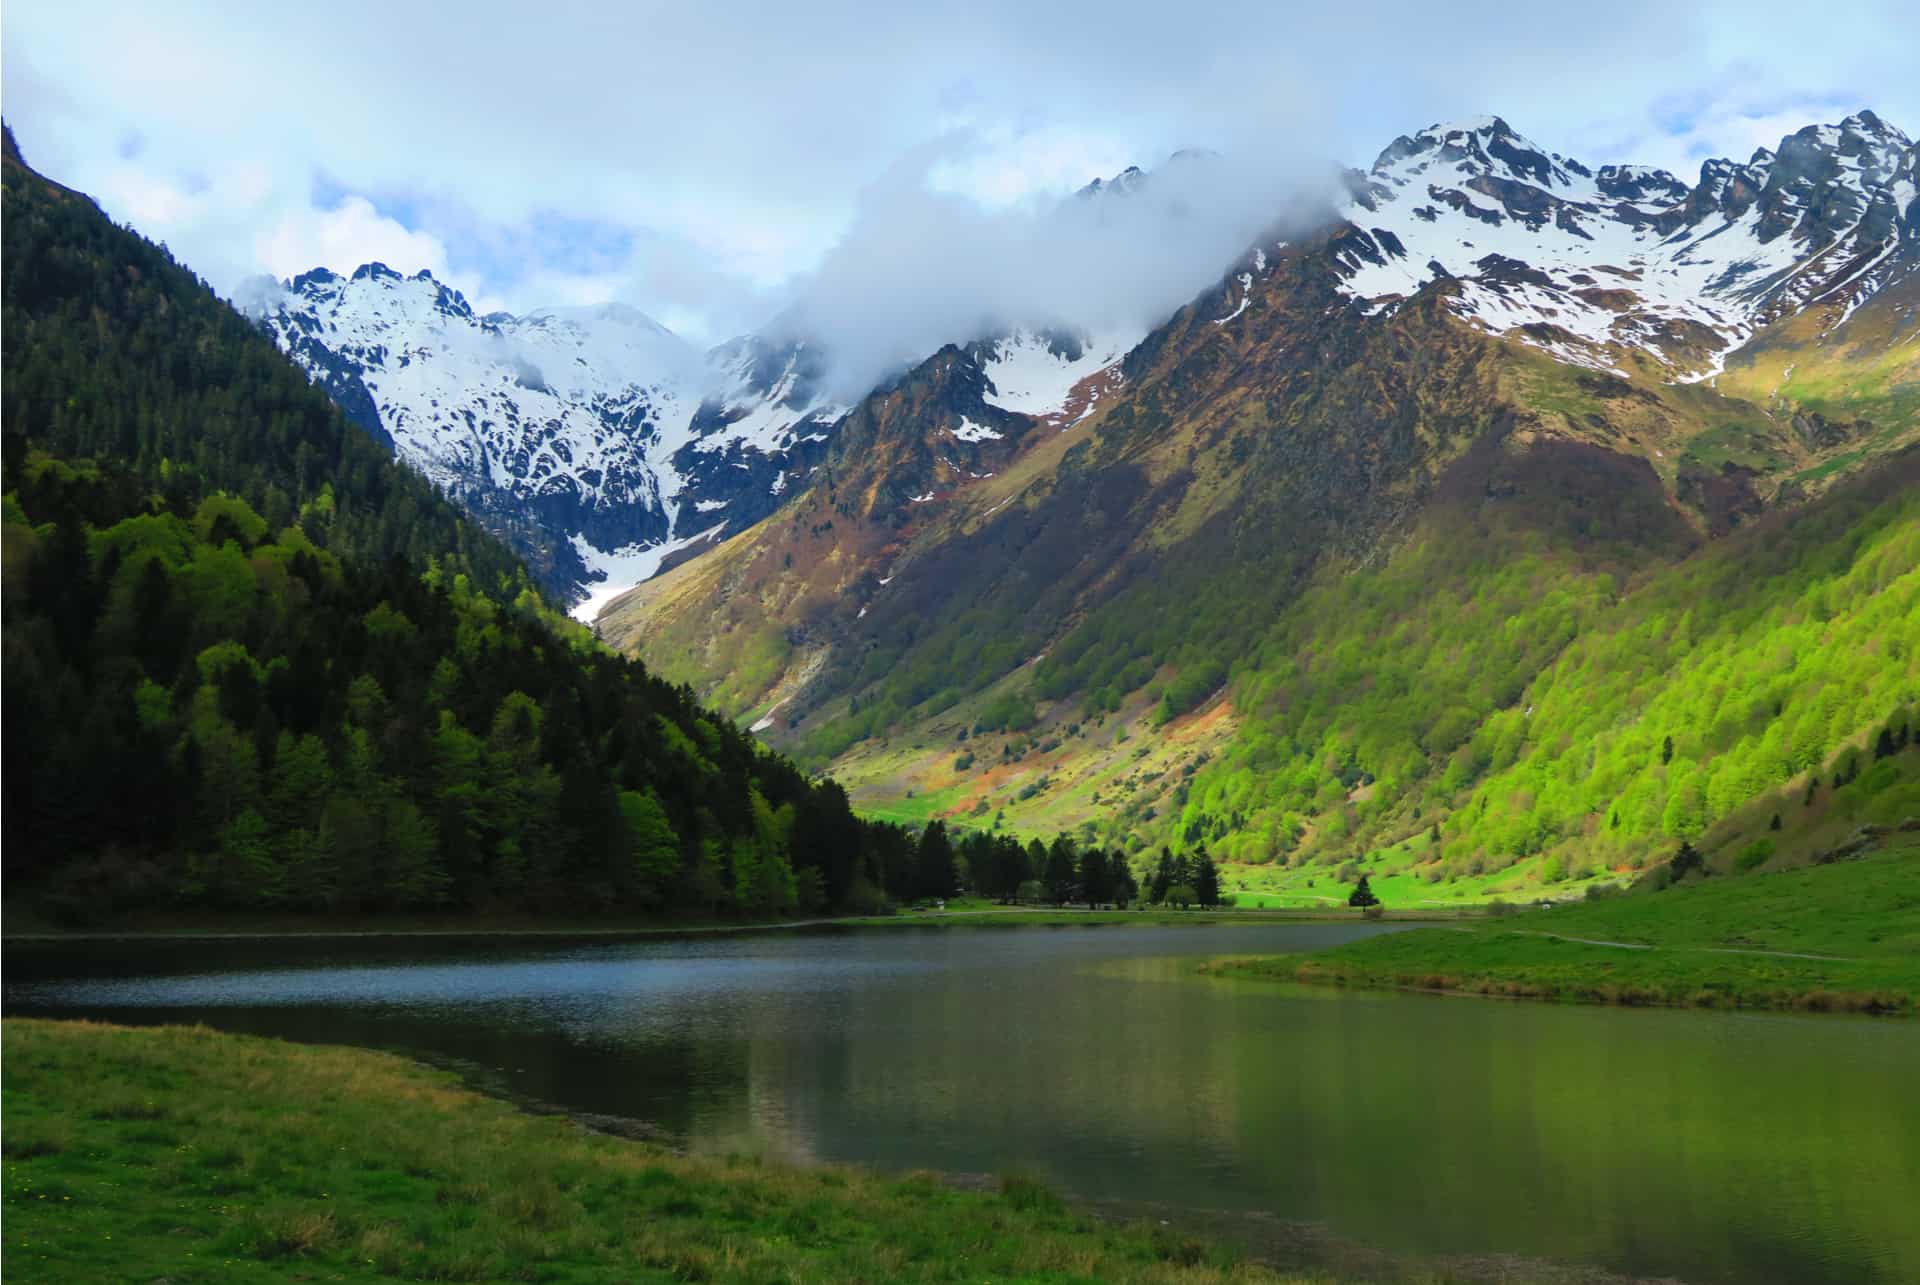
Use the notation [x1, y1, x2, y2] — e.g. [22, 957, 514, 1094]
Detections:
[1209, 847, 1920, 1013]
[2, 1019, 1338, 1284]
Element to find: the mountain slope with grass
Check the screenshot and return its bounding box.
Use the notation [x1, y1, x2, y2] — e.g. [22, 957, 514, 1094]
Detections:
[600, 113, 1919, 900]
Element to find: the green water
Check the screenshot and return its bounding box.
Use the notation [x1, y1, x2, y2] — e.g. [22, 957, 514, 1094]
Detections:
[8, 921, 1916, 1282]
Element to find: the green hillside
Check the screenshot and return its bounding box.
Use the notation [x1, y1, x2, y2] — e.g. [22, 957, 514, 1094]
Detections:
[1158, 447, 1919, 878]
[816, 393, 1917, 902]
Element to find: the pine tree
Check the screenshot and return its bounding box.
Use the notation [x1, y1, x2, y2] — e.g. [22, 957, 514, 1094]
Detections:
[1077, 846, 1110, 907]
[1044, 838, 1077, 906]
[1148, 847, 1175, 905]
[1193, 847, 1221, 908]
[1348, 874, 1380, 908]
[915, 820, 956, 900]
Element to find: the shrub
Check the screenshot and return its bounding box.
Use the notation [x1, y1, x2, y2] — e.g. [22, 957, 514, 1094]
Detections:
[998, 1172, 1064, 1215]
[843, 877, 894, 917]
[1735, 839, 1775, 872]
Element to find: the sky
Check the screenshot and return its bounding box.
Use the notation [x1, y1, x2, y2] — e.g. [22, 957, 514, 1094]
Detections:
[5, 0, 1916, 352]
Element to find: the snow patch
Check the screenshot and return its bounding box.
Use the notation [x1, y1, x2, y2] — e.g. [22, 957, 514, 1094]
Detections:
[950, 416, 1003, 442]
[981, 328, 1141, 416]
[569, 523, 729, 624]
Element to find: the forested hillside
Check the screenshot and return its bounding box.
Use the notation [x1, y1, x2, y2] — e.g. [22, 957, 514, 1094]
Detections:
[1165, 449, 1920, 875]
[0, 127, 1083, 925]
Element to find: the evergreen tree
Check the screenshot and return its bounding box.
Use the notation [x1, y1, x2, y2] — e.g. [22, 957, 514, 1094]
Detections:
[1193, 847, 1221, 908]
[1348, 874, 1380, 908]
[1148, 847, 1175, 905]
[1078, 846, 1111, 907]
[914, 820, 956, 900]
[1043, 837, 1077, 906]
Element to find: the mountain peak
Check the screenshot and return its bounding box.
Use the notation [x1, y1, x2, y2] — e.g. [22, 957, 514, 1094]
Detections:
[1369, 115, 1575, 189]
[1839, 108, 1910, 146]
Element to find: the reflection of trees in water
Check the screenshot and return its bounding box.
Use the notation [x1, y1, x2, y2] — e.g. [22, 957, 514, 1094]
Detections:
[727, 953, 1253, 1183]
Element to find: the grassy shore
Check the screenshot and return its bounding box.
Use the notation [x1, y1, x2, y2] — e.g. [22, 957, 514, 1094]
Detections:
[1209, 848, 1920, 1013]
[2, 1019, 1340, 1283]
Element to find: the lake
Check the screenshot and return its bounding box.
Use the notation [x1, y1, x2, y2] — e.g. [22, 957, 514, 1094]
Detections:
[7, 920, 1917, 1283]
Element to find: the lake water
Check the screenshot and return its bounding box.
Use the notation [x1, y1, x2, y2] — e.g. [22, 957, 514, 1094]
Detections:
[7, 920, 1917, 1283]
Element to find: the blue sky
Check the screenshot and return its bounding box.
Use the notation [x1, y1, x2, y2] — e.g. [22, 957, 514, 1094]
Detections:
[4, 0, 1915, 343]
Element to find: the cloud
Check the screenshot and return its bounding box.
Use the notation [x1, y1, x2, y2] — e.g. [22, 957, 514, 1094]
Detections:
[4, 0, 1915, 354]
[256, 197, 454, 289]
[779, 143, 1339, 397]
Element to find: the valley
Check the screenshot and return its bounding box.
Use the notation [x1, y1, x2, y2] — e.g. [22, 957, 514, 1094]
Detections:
[5, 19, 1920, 1279]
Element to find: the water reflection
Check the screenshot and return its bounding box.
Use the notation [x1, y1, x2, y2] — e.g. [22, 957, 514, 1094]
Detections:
[8, 922, 1916, 1284]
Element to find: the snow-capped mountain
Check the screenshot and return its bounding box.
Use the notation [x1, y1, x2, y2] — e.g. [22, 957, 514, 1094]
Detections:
[1332, 112, 1917, 378]
[254, 113, 1914, 620]
[253, 277, 1142, 617]
[251, 265, 847, 614]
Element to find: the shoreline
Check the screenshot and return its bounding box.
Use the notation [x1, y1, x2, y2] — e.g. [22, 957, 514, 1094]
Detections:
[1206, 956, 1915, 1015]
[2, 904, 1450, 946]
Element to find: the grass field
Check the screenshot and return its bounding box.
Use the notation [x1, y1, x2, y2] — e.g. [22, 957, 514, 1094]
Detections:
[1211, 845, 1920, 1013]
[1216, 860, 1622, 910]
[1, 1020, 1351, 1284]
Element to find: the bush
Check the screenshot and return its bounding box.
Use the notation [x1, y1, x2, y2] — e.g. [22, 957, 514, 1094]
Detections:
[997, 1172, 1064, 1215]
[1735, 839, 1776, 872]
[842, 877, 894, 917]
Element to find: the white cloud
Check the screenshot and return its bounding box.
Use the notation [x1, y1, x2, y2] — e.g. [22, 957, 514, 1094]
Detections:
[3, 0, 1915, 346]
[255, 197, 449, 285]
